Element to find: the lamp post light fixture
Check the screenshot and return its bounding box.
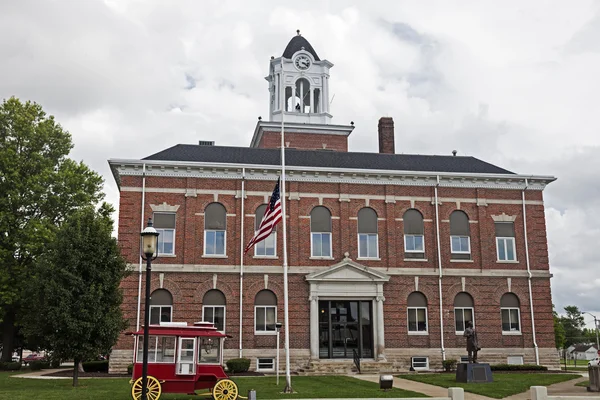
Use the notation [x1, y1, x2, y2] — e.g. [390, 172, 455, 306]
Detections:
[275, 322, 282, 386]
[583, 312, 600, 351]
[140, 218, 159, 400]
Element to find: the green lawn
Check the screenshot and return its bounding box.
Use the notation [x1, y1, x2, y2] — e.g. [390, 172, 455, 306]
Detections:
[0, 372, 427, 400]
[398, 373, 579, 399]
[575, 380, 590, 387]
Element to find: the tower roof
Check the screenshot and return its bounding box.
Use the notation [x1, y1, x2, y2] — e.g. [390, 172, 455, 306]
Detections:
[282, 32, 320, 61]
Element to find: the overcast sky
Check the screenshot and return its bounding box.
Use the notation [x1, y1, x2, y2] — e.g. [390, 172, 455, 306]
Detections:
[2, 0, 599, 329]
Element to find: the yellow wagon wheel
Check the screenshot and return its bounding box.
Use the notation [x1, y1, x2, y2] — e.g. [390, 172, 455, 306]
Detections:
[131, 376, 162, 400]
[212, 378, 239, 400]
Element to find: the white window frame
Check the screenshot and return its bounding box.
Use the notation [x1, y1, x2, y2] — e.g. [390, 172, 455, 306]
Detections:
[450, 235, 471, 254]
[254, 306, 277, 335]
[176, 337, 196, 375]
[155, 227, 175, 256]
[454, 307, 474, 334]
[357, 233, 379, 259]
[202, 305, 226, 333]
[496, 237, 516, 261]
[136, 335, 176, 364]
[404, 234, 425, 253]
[501, 307, 521, 334]
[407, 307, 428, 334]
[411, 356, 429, 371]
[256, 357, 275, 372]
[198, 337, 222, 365]
[204, 229, 226, 256]
[254, 231, 277, 258]
[311, 232, 332, 258]
[150, 305, 172, 325]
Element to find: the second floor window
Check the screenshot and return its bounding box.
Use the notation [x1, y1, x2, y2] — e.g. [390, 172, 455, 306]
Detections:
[311, 206, 332, 258]
[254, 204, 276, 257]
[205, 203, 226, 256]
[404, 209, 425, 259]
[450, 211, 471, 260]
[495, 222, 516, 261]
[358, 207, 378, 258]
[154, 212, 175, 255]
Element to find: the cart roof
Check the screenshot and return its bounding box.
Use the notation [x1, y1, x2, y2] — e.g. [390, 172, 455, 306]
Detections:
[126, 322, 229, 338]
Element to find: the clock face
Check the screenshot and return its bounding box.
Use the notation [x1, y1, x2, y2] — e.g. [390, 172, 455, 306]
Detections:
[294, 55, 311, 70]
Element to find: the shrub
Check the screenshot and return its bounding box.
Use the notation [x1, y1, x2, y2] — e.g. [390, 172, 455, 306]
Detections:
[0, 362, 22, 371]
[29, 361, 50, 370]
[49, 358, 62, 368]
[491, 363, 547, 371]
[82, 360, 109, 373]
[442, 359, 458, 372]
[226, 358, 250, 373]
[127, 364, 134, 374]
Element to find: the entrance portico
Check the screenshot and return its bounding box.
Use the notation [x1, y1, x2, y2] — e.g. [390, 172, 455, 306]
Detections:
[305, 254, 390, 361]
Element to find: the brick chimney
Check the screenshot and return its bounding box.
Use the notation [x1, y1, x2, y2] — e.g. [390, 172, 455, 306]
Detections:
[378, 117, 395, 154]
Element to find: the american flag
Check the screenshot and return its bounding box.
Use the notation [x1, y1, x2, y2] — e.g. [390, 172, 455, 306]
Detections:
[244, 178, 282, 254]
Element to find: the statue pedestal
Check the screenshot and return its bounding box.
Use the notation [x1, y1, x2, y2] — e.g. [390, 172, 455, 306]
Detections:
[456, 363, 493, 383]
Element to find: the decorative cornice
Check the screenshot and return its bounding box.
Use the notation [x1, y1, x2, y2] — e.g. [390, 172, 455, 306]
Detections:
[491, 213, 517, 222]
[150, 202, 180, 212]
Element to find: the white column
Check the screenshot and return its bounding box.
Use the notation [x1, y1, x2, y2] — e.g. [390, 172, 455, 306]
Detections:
[376, 295, 386, 360]
[309, 88, 314, 114]
[310, 295, 319, 359]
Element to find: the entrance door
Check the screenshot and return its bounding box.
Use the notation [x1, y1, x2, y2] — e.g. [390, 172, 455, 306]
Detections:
[319, 300, 373, 359]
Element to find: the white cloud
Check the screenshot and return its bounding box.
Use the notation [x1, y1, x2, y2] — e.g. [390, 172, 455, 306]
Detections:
[1, 0, 599, 318]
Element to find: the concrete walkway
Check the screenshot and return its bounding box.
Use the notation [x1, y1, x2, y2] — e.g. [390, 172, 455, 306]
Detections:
[502, 375, 592, 400]
[352, 374, 494, 400]
[12, 368, 95, 380]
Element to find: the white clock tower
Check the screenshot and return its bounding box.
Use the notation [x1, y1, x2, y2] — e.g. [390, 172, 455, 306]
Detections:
[266, 30, 333, 124]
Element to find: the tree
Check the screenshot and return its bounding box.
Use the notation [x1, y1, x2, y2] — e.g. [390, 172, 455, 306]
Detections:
[560, 305, 585, 348]
[553, 305, 566, 350]
[0, 97, 104, 361]
[22, 205, 128, 386]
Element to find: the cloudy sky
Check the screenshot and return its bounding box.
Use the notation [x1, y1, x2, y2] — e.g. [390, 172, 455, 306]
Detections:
[2, 0, 599, 328]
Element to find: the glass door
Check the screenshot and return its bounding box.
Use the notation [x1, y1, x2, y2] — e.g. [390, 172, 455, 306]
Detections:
[318, 300, 373, 359]
[177, 337, 196, 375]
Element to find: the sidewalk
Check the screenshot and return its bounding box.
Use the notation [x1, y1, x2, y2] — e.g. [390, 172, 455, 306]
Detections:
[12, 368, 88, 380]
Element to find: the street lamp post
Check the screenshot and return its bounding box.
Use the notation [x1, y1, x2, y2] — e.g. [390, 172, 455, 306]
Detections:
[140, 218, 159, 400]
[583, 312, 600, 351]
[275, 322, 282, 386]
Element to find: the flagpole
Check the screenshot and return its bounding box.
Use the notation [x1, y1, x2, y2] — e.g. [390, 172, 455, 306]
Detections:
[280, 57, 293, 393]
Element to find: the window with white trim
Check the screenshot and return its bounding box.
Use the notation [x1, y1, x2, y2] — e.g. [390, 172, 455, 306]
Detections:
[450, 211, 471, 260]
[150, 289, 173, 325]
[358, 207, 378, 258]
[411, 356, 429, 370]
[407, 291, 428, 333]
[500, 293, 521, 333]
[254, 204, 276, 257]
[205, 203, 226, 256]
[256, 358, 275, 371]
[154, 212, 175, 255]
[454, 292, 474, 333]
[255, 290, 277, 333]
[202, 289, 226, 332]
[311, 206, 332, 258]
[198, 337, 220, 364]
[136, 335, 176, 363]
[495, 222, 516, 261]
[403, 209, 425, 259]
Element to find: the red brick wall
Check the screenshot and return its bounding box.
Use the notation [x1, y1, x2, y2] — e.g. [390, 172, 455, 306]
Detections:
[256, 131, 348, 152]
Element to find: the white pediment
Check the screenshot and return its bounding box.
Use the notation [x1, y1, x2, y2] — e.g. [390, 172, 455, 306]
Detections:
[305, 256, 390, 283]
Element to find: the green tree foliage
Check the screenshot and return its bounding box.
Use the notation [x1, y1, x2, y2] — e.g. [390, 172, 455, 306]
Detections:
[22, 205, 128, 386]
[560, 305, 585, 348]
[0, 97, 104, 361]
[553, 305, 566, 350]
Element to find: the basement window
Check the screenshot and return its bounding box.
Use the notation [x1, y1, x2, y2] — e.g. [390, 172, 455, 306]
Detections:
[411, 356, 429, 371]
[256, 358, 274, 372]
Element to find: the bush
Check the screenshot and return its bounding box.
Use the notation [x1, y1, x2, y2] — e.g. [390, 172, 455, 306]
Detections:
[442, 359, 457, 372]
[0, 362, 22, 371]
[29, 361, 50, 371]
[82, 360, 109, 373]
[127, 364, 134, 375]
[491, 363, 547, 371]
[226, 358, 250, 373]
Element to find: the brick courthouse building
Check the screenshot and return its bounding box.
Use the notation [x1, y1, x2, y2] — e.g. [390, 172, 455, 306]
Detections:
[108, 33, 558, 373]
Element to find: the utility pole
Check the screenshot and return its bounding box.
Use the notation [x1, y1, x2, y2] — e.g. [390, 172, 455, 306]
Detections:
[583, 312, 600, 351]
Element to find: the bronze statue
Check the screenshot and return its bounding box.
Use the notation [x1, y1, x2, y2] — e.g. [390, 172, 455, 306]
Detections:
[463, 321, 480, 363]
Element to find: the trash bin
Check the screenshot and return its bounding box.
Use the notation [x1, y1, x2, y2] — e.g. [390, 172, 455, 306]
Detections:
[589, 366, 600, 392]
[380, 375, 394, 390]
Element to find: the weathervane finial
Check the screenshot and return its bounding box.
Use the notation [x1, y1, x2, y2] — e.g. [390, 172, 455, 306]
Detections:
[297, 29, 301, 36]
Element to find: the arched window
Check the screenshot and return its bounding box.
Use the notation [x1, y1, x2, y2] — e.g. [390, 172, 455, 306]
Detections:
[255, 290, 277, 333]
[150, 289, 172, 325]
[450, 211, 470, 259]
[254, 204, 276, 257]
[407, 292, 428, 333]
[311, 206, 332, 258]
[500, 293, 521, 333]
[202, 290, 226, 332]
[204, 203, 226, 256]
[454, 292, 474, 333]
[496, 222, 516, 261]
[295, 78, 311, 113]
[403, 209, 425, 259]
[358, 207, 378, 258]
[153, 212, 176, 255]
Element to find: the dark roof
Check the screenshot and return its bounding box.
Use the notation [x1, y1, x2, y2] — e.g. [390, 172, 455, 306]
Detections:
[282, 35, 320, 61]
[571, 344, 598, 353]
[143, 145, 514, 175]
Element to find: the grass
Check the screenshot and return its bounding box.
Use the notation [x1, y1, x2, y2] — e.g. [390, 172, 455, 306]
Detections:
[397, 373, 580, 399]
[0, 371, 427, 400]
[575, 380, 590, 387]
